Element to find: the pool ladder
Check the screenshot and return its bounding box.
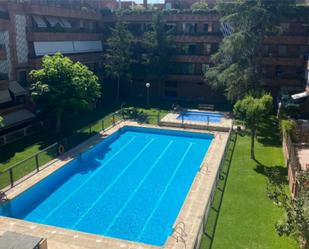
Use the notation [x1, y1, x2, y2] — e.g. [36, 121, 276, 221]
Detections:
[172, 222, 187, 248]
[199, 162, 209, 174]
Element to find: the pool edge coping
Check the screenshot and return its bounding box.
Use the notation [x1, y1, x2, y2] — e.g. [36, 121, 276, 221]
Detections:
[0, 121, 230, 249]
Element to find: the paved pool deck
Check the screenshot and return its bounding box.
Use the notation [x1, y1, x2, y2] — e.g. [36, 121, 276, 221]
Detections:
[160, 110, 232, 132]
[0, 121, 231, 249]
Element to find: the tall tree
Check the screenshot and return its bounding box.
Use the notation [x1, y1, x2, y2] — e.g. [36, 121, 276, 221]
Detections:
[30, 53, 101, 132]
[141, 12, 171, 98]
[205, 0, 298, 102]
[104, 20, 133, 104]
[233, 94, 273, 160]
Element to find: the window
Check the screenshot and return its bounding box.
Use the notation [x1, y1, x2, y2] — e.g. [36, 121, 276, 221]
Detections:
[300, 46, 308, 58]
[165, 90, 177, 98]
[188, 44, 197, 55]
[171, 63, 195, 74]
[168, 44, 177, 55]
[203, 24, 208, 33]
[202, 64, 210, 74]
[165, 23, 176, 33]
[180, 44, 197, 55]
[262, 45, 269, 57]
[165, 81, 177, 88]
[182, 23, 197, 34]
[182, 63, 195, 74]
[211, 43, 219, 53]
[204, 44, 211, 55]
[18, 70, 28, 87]
[278, 45, 287, 57]
[275, 65, 283, 78]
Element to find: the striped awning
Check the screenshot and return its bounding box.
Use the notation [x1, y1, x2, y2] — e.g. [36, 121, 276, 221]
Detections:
[0, 89, 11, 104]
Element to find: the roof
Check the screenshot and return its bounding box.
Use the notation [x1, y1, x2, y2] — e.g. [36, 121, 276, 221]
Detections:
[0, 89, 11, 104]
[1, 109, 35, 128]
[9, 81, 27, 96]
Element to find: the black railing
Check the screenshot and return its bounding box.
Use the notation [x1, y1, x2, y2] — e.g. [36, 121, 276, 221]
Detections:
[0, 111, 123, 190]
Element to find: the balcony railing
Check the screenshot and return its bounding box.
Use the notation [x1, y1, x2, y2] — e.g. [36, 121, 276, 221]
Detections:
[28, 26, 103, 34]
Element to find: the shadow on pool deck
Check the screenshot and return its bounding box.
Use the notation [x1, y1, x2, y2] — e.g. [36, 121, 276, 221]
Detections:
[201, 132, 237, 249]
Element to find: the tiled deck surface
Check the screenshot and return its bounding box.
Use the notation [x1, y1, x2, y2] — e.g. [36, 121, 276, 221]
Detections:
[160, 110, 232, 132]
[295, 145, 309, 171]
[0, 121, 230, 249]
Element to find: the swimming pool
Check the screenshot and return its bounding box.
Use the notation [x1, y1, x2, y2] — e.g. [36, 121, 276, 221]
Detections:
[0, 126, 213, 246]
[177, 111, 223, 123]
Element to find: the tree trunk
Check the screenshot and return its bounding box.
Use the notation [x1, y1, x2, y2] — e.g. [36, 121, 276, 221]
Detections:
[116, 77, 120, 104]
[251, 129, 255, 160]
[56, 113, 62, 133]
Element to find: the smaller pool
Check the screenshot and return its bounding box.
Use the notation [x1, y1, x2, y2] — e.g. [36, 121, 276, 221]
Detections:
[177, 111, 223, 123]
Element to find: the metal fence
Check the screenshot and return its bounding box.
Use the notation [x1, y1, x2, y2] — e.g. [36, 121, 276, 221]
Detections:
[194, 126, 236, 249]
[0, 111, 123, 190]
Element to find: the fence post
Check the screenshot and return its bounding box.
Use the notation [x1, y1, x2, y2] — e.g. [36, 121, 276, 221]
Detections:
[9, 168, 14, 188]
[35, 154, 39, 172]
[182, 114, 184, 128]
[157, 111, 160, 125]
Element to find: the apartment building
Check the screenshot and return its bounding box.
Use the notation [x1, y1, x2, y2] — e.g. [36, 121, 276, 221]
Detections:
[101, 7, 308, 102]
[0, 0, 308, 131]
[0, 0, 104, 132]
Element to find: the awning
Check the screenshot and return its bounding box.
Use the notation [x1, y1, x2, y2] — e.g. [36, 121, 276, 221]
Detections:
[291, 91, 309, 100]
[45, 16, 61, 27]
[1, 109, 35, 128]
[60, 18, 72, 28]
[32, 15, 47, 28]
[0, 89, 11, 104]
[9, 81, 27, 96]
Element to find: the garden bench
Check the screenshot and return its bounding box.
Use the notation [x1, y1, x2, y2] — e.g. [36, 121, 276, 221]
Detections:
[198, 104, 215, 111]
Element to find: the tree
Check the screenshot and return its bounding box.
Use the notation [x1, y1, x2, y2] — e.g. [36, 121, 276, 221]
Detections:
[141, 12, 171, 97]
[205, 0, 298, 102]
[233, 94, 273, 160]
[191, 2, 208, 10]
[267, 170, 309, 249]
[30, 53, 101, 132]
[104, 20, 133, 104]
[0, 116, 3, 127]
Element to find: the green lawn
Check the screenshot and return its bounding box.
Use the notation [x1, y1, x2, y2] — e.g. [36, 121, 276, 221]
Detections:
[0, 102, 169, 181]
[201, 117, 298, 249]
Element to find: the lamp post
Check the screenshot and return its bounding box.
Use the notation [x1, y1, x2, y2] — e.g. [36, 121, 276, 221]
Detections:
[146, 82, 150, 108]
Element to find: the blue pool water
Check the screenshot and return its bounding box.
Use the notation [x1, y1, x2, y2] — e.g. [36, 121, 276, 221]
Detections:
[0, 126, 213, 246]
[177, 111, 223, 123]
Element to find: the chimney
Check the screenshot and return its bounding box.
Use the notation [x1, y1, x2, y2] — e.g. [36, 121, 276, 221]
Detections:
[143, 0, 147, 8]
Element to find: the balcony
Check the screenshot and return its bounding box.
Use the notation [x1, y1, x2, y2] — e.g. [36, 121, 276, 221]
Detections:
[25, 3, 101, 20]
[171, 55, 210, 63]
[27, 29, 103, 42]
[261, 57, 305, 66]
[262, 78, 304, 87]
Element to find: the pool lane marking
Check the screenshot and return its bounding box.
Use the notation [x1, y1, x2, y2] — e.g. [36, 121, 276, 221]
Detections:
[104, 140, 175, 234]
[41, 136, 137, 223]
[72, 138, 156, 229]
[136, 142, 194, 241]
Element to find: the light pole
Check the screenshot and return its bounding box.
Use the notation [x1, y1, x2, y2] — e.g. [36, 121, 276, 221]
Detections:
[146, 82, 150, 108]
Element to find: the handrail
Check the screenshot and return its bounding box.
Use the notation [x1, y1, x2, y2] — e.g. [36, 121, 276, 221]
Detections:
[0, 142, 58, 174]
[0, 111, 123, 190]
